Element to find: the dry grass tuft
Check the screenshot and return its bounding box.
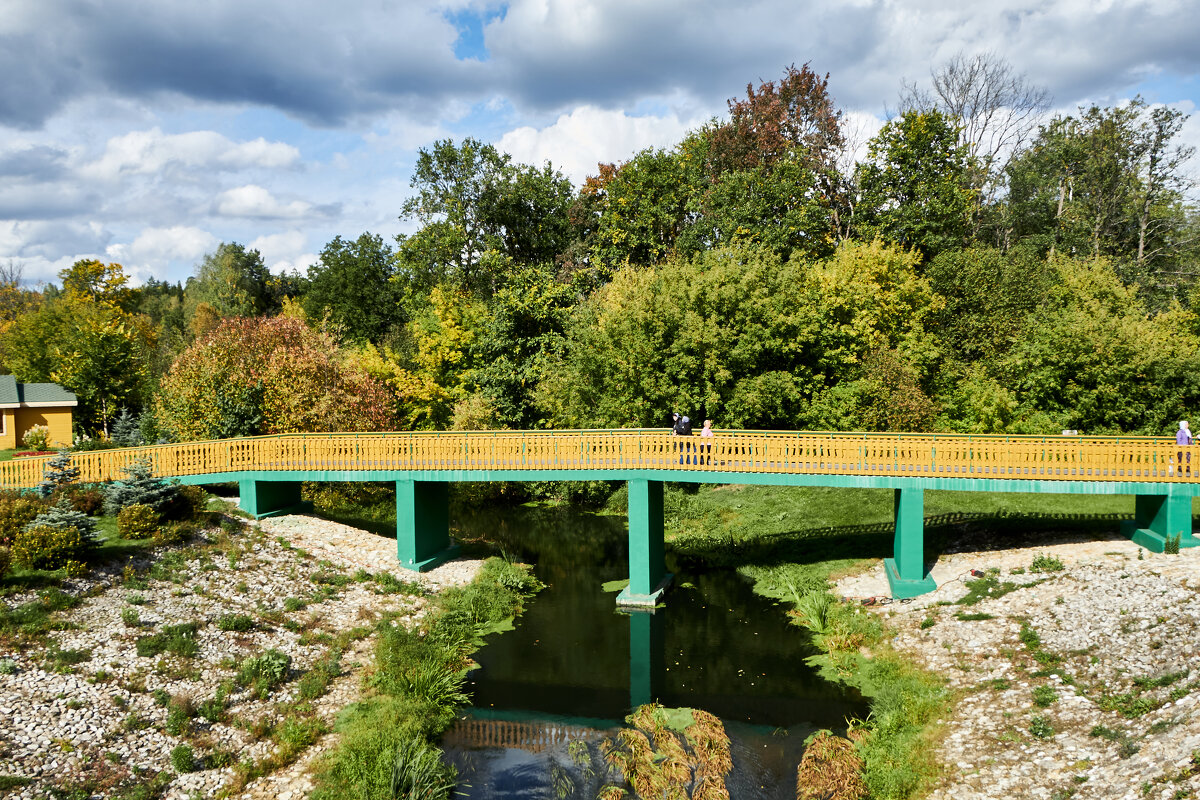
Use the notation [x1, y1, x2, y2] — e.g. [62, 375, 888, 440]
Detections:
[795, 731, 867, 800]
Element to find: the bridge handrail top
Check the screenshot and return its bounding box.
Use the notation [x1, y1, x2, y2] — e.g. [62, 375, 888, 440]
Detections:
[0, 428, 1180, 463]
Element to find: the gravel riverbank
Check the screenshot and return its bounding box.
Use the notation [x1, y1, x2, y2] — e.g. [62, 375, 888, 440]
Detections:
[0, 506, 482, 800]
[836, 529, 1200, 800]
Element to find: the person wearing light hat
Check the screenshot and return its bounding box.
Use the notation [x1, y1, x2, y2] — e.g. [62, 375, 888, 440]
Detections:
[1178, 421, 1193, 476]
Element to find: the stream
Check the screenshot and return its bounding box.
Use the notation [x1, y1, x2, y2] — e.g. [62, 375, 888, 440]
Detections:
[440, 504, 867, 799]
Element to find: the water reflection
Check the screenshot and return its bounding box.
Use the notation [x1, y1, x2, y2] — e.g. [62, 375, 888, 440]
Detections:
[445, 505, 865, 798]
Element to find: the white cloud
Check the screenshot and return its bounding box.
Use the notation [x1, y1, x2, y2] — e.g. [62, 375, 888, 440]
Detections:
[105, 225, 219, 283]
[84, 128, 300, 180]
[249, 230, 318, 274]
[214, 185, 313, 219]
[497, 105, 705, 186]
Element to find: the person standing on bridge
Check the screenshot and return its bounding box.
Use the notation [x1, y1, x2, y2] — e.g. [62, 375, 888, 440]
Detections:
[700, 419, 714, 465]
[1178, 421, 1193, 477]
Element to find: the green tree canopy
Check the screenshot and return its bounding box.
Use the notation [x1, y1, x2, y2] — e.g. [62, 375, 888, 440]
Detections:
[304, 232, 400, 343]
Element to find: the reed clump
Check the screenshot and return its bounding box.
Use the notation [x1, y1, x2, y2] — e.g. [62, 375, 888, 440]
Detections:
[795, 730, 867, 800]
[601, 703, 732, 799]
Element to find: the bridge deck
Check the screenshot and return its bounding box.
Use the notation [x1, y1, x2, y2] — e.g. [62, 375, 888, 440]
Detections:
[2, 430, 1197, 489]
[5, 430, 1195, 602]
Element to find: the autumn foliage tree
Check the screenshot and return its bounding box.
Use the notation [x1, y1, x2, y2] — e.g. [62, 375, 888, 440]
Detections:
[154, 317, 395, 440]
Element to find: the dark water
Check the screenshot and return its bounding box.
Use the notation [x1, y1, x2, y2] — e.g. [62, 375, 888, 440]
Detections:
[443, 505, 866, 799]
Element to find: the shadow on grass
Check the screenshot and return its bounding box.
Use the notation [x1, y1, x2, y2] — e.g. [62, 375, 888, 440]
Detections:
[672, 510, 1138, 573]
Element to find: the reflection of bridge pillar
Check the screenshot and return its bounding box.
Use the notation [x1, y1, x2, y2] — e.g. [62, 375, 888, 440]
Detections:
[617, 479, 672, 607]
[627, 607, 665, 710]
[238, 480, 304, 518]
[884, 487, 936, 599]
[1126, 488, 1197, 552]
[396, 480, 458, 571]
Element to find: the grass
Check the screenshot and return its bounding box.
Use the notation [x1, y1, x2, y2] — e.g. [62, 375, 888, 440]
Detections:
[134, 622, 199, 658]
[309, 557, 542, 800]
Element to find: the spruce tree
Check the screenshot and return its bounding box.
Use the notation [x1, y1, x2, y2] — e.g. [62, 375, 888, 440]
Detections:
[111, 409, 142, 447]
[104, 459, 178, 515]
[25, 497, 98, 546]
[38, 449, 80, 498]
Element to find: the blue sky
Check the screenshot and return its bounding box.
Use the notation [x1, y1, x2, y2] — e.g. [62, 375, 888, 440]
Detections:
[1, 0, 1197, 287]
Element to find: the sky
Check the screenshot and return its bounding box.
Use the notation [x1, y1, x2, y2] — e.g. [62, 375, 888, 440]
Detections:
[1, 0, 1198, 287]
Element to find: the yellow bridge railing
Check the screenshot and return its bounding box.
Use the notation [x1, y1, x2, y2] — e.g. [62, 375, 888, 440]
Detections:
[1, 430, 1197, 490]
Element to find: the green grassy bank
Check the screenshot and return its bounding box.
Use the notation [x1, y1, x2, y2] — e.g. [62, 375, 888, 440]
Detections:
[659, 483, 1163, 798]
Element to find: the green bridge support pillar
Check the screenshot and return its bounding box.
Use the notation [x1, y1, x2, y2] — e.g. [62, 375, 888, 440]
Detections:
[396, 480, 458, 572]
[238, 480, 304, 518]
[884, 487, 936, 599]
[626, 607, 665, 710]
[617, 479, 672, 607]
[1125, 489, 1198, 552]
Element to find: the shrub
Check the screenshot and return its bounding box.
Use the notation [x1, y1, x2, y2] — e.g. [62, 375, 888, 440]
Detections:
[104, 459, 178, 516]
[165, 698, 193, 736]
[24, 498, 98, 546]
[170, 485, 209, 521]
[170, 744, 196, 773]
[11, 525, 87, 571]
[0, 492, 49, 546]
[65, 486, 104, 516]
[389, 738, 458, 800]
[217, 614, 254, 632]
[1030, 554, 1066, 573]
[153, 521, 195, 546]
[121, 608, 140, 628]
[1029, 715, 1055, 739]
[0, 547, 9, 580]
[237, 649, 291, 699]
[1032, 685, 1058, 708]
[135, 623, 199, 658]
[117, 504, 159, 540]
[21, 425, 50, 451]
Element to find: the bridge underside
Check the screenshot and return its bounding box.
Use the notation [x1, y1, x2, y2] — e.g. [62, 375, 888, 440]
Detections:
[181, 469, 1199, 604]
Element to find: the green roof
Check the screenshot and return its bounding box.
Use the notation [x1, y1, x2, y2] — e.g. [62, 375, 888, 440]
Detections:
[0, 376, 77, 406]
[18, 382, 77, 405]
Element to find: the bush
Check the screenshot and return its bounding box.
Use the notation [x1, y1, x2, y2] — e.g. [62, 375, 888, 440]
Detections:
[0, 547, 9, 580]
[0, 492, 49, 546]
[117, 504, 159, 539]
[169, 744, 196, 774]
[11, 525, 87, 570]
[135, 623, 199, 658]
[65, 486, 104, 516]
[104, 459, 178, 516]
[237, 649, 291, 698]
[21, 425, 50, 451]
[170, 484, 209, 521]
[1030, 554, 1066, 573]
[217, 614, 254, 632]
[24, 498, 98, 546]
[153, 521, 195, 546]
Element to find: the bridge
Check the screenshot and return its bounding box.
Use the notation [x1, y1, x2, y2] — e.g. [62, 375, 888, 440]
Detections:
[3, 430, 1196, 603]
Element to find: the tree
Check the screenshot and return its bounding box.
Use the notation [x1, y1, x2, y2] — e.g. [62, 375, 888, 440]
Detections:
[536, 240, 940, 431]
[304, 232, 400, 343]
[856, 110, 972, 260]
[155, 317, 396, 440]
[1, 289, 153, 436]
[396, 138, 574, 296]
[1005, 97, 1195, 301]
[468, 264, 577, 428]
[900, 52, 1051, 236]
[58, 259, 137, 312]
[184, 242, 274, 322]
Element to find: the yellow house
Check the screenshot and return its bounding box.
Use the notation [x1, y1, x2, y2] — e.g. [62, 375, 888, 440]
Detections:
[0, 375, 78, 449]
